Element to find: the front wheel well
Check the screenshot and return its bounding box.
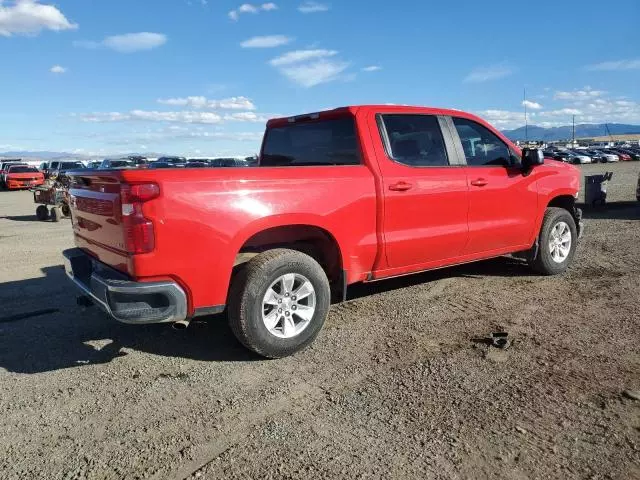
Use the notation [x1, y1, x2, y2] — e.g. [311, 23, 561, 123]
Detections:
[547, 194, 576, 213]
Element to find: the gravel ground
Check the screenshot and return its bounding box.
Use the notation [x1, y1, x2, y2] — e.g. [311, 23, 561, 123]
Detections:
[1, 162, 639, 480]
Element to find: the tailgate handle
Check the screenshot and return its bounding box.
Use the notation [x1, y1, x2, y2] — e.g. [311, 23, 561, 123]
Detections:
[470, 178, 488, 187]
[389, 181, 413, 192]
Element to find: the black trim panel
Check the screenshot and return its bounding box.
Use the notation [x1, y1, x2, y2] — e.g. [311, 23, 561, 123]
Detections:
[193, 305, 226, 317]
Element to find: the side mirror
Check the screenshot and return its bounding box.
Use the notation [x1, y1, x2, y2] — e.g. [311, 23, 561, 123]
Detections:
[521, 148, 544, 170]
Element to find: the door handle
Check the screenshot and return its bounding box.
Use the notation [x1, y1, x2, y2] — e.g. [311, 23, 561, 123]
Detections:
[470, 178, 488, 187]
[389, 181, 413, 192]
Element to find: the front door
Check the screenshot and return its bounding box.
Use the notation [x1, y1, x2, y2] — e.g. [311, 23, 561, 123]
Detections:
[373, 113, 469, 270]
[449, 116, 538, 255]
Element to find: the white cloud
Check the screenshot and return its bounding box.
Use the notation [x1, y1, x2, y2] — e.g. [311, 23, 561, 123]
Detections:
[298, 1, 329, 13]
[50, 64, 66, 74]
[522, 100, 542, 110]
[269, 49, 336, 66]
[479, 91, 640, 129]
[157, 96, 256, 110]
[362, 65, 381, 72]
[74, 32, 167, 53]
[463, 64, 514, 83]
[553, 86, 606, 102]
[103, 32, 167, 53]
[0, 0, 77, 36]
[538, 108, 582, 117]
[80, 111, 223, 124]
[223, 112, 273, 122]
[279, 58, 350, 87]
[229, 3, 278, 21]
[268, 48, 350, 87]
[240, 34, 292, 48]
[585, 59, 640, 71]
[475, 110, 525, 129]
[78, 109, 275, 125]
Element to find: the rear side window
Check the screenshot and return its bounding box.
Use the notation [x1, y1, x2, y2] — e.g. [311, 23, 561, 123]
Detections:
[379, 114, 449, 167]
[261, 117, 360, 167]
[452, 117, 511, 167]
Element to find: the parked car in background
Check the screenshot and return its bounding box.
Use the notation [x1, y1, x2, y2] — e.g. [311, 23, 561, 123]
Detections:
[185, 159, 210, 168]
[210, 157, 250, 167]
[3, 165, 44, 190]
[1, 160, 26, 186]
[50, 161, 86, 178]
[63, 104, 583, 358]
[543, 151, 570, 163]
[42, 160, 86, 178]
[607, 149, 632, 161]
[616, 148, 640, 161]
[86, 161, 103, 169]
[586, 150, 619, 163]
[568, 150, 592, 164]
[99, 158, 135, 169]
[127, 156, 149, 167]
[156, 156, 187, 167]
[148, 161, 172, 169]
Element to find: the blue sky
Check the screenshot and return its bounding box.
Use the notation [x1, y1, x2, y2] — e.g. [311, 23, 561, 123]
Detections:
[1, 0, 639, 156]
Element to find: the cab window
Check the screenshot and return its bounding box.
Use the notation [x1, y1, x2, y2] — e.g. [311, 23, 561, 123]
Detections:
[452, 117, 512, 167]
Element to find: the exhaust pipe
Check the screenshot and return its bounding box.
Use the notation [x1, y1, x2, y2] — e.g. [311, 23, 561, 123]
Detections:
[172, 318, 191, 330]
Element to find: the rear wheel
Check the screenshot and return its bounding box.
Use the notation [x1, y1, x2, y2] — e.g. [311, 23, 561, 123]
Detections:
[36, 205, 48, 221]
[530, 207, 577, 275]
[50, 206, 62, 222]
[228, 249, 331, 358]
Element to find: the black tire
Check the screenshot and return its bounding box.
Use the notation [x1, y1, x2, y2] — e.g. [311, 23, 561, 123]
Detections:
[50, 206, 62, 222]
[228, 249, 331, 359]
[36, 205, 49, 221]
[530, 207, 577, 275]
[61, 204, 71, 217]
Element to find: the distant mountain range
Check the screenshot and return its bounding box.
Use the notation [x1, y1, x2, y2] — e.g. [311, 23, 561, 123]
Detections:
[502, 123, 640, 142]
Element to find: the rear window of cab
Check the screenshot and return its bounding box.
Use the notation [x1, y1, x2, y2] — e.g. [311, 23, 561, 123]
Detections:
[261, 117, 361, 167]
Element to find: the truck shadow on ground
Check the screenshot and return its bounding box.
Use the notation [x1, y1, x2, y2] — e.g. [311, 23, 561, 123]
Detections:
[0, 214, 39, 222]
[0, 256, 535, 374]
[579, 202, 639, 221]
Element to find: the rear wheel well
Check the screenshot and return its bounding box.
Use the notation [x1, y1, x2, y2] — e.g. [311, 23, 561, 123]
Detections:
[234, 225, 344, 301]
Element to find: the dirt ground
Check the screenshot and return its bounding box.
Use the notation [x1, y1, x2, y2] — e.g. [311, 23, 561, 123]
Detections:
[1, 162, 639, 480]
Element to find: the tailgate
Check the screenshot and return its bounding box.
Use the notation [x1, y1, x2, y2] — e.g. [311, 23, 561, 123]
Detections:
[68, 172, 129, 273]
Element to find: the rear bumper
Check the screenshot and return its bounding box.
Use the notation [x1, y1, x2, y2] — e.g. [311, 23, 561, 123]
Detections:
[63, 248, 188, 324]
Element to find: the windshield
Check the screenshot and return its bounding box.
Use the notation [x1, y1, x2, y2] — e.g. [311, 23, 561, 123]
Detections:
[9, 166, 38, 173]
[111, 160, 133, 167]
[60, 162, 84, 169]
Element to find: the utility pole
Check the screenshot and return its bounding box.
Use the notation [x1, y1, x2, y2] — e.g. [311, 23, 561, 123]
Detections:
[524, 87, 528, 143]
[572, 115, 575, 146]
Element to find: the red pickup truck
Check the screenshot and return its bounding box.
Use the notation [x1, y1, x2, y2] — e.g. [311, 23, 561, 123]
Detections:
[63, 105, 582, 358]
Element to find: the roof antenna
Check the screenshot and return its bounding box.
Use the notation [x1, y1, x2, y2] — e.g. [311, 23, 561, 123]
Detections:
[523, 87, 528, 143]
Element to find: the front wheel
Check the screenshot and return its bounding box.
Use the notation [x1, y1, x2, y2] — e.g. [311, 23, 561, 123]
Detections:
[529, 207, 578, 275]
[228, 249, 331, 358]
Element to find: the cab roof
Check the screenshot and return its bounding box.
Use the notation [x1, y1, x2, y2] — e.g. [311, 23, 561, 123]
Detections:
[267, 105, 485, 127]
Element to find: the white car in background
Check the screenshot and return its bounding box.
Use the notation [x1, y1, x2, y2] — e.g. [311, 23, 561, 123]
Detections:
[589, 150, 619, 163]
[568, 150, 592, 164]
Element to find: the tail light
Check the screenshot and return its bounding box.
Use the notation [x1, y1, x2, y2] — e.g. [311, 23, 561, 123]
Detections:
[120, 183, 160, 254]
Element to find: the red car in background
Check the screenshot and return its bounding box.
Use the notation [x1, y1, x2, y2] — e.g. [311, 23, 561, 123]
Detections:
[4, 165, 44, 190]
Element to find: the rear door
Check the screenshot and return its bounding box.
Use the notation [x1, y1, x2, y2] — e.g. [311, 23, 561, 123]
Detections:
[448, 116, 538, 255]
[373, 113, 469, 270]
